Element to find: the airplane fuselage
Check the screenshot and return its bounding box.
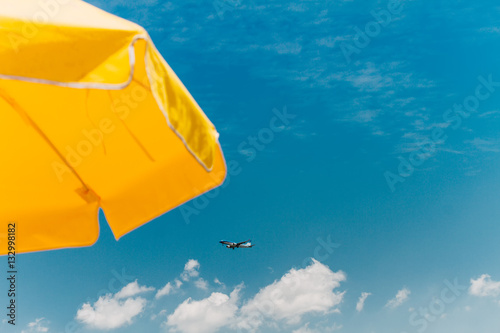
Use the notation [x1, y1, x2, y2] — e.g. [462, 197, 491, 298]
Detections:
[220, 240, 254, 250]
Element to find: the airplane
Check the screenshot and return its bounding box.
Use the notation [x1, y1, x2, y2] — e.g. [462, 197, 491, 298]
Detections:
[219, 239, 254, 250]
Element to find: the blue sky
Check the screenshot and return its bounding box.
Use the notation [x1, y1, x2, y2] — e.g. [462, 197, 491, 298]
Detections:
[3, 0, 500, 332]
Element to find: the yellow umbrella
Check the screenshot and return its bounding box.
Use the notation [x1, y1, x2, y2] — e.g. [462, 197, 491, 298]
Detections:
[0, 0, 226, 254]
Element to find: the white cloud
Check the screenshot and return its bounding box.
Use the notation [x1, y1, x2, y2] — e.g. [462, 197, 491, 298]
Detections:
[76, 281, 150, 330]
[287, 3, 307, 12]
[479, 27, 500, 34]
[269, 42, 302, 55]
[21, 318, 49, 333]
[156, 282, 175, 299]
[479, 110, 500, 118]
[293, 322, 315, 333]
[166, 286, 242, 333]
[158, 259, 206, 299]
[151, 309, 167, 320]
[469, 274, 500, 297]
[158, 259, 204, 299]
[195, 278, 209, 290]
[332, 62, 434, 93]
[466, 138, 500, 153]
[163, 260, 345, 333]
[181, 259, 201, 281]
[316, 35, 350, 48]
[351, 110, 380, 123]
[327, 323, 343, 332]
[114, 280, 154, 299]
[356, 292, 372, 312]
[156, 279, 183, 299]
[292, 322, 342, 333]
[236, 259, 346, 331]
[76, 296, 146, 330]
[214, 278, 224, 287]
[386, 288, 410, 309]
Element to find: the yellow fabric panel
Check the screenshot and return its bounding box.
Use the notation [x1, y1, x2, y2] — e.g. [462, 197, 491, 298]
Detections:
[0, 0, 218, 169]
[0, 21, 139, 84]
[146, 44, 217, 170]
[0, 0, 144, 84]
[0, 0, 142, 30]
[0, 88, 100, 254]
[0, 0, 226, 254]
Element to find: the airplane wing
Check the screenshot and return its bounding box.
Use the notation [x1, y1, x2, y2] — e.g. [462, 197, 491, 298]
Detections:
[236, 239, 251, 246]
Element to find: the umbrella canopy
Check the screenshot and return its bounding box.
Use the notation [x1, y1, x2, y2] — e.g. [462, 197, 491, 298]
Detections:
[0, 0, 226, 254]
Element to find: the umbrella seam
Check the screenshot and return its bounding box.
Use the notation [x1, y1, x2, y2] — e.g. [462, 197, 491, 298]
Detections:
[106, 90, 156, 163]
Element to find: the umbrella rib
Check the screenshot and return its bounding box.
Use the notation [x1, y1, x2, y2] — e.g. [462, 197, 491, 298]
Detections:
[132, 77, 149, 91]
[0, 88, 91, 192]
[121, 121, 156, 162]
[107, 90, 155, 162]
